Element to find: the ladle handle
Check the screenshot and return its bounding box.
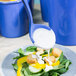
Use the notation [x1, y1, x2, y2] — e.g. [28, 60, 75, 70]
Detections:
[22, 0, 33, 24]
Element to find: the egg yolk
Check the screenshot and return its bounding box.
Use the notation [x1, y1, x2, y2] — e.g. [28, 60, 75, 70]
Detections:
[31, 63, 46, 69]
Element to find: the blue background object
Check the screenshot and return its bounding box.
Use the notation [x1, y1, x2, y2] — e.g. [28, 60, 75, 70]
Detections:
[40, 0, 48, 22]
[0, 0, 33, 38]
[48, 0, 76, 45]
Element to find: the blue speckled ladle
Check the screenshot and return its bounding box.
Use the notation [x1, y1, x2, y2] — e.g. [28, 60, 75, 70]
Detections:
[22, 0, 51, 43]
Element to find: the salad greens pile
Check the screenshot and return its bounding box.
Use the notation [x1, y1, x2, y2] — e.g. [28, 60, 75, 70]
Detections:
[12, 46, 71, 76]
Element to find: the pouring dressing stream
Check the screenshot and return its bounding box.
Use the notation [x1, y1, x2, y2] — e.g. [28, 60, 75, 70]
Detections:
[22, 0, 56, 56]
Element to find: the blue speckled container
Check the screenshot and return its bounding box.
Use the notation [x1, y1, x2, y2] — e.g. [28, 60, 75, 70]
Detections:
[0, 0, 33, 38]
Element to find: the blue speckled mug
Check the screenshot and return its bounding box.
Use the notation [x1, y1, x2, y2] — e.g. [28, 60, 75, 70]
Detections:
[0, 0, 33, 38]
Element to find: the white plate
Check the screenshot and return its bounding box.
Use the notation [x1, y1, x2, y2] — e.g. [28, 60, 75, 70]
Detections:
[1, 44, 76, 76]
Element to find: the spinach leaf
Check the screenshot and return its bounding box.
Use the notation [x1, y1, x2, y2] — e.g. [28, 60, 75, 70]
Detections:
[30, 73, 44, 76]
[12, 64, 18, 70]
[57, 68, 67, 74]
[13, 48, 25, 60]
[13, 56, 20, 60]
[24, 68, 29, 76]
[21, 71, 24, 76]
[54, 64, 65, 70]
[42, 48, 53, 55]
[65, 60, 71, 69]
[18, 48, 25, 56]
[50, 72, 60, 76]
[61, 59, 68, 65]
[59, 52, 63, 63]
[26, 46, 37, 52]
[44, 50, 48, 54]
[50, 48, 53, 53]
[23, 67, 44, 76]
[41, 72, 49, 76]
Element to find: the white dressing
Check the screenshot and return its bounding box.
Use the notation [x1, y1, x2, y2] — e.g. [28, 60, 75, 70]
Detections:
[45, 65, 53, 72]
[36, 52, 40, 56]
[33, 28, 56, 49]
[48, 50, 50, 57]
[36, 52, 42, 60]
[36, 52, 45, 64]
[38, 59, 44, 64]
[32, 55, 37, 59]
[43, 57, 53, 65]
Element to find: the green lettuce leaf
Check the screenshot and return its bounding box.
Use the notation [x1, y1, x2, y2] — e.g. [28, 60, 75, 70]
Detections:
[12, 64, 18, 70]
[26, 46, 37, 52]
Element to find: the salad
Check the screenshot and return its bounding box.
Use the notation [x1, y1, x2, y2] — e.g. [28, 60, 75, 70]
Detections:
[12, 46, 71, 76]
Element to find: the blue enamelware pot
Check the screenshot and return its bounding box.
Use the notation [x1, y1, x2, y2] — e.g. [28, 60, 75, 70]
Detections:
[48, 0, 76, 45]
[40, 0, 48, 22]
[0, 0, 33, 38]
